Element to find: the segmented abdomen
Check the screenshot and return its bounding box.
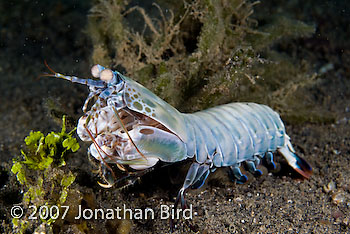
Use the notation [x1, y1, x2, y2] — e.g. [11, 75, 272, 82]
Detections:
[183, 103, 286, 167]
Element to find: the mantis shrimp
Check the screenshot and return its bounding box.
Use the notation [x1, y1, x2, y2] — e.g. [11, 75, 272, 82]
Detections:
[44, 63, 312, 219]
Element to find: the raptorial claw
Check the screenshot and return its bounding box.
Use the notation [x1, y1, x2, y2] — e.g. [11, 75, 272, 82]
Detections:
[97, 181, 114, 188]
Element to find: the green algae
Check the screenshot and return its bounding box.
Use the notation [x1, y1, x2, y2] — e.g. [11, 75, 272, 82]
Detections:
[12, 116, 79, 173]
[11, 116, 79, 234]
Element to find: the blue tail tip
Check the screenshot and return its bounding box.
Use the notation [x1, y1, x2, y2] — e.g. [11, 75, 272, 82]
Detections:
[294, 154, 312, 179]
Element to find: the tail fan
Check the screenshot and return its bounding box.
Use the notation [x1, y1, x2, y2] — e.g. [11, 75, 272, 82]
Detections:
[278, 143, 312, 179]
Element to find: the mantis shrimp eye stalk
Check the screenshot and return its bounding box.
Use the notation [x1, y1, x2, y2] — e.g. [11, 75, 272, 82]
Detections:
[100, 68, 114, 82]
[91, 64, 105, 78]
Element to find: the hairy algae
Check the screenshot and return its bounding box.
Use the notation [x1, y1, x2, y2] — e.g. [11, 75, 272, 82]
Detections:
[11, 116, 79, 234]
[87, 0, 321, 123]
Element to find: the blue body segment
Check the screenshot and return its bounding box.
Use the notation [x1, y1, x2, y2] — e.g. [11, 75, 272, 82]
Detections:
[182, 103, 286, 168]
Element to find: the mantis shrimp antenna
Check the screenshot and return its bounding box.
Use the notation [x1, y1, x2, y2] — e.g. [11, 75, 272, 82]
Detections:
[42, 61, 106, 88]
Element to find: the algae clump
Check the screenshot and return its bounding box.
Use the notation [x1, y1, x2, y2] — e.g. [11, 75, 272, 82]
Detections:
[11, 116, 79, 234]
[87, 0, 323, 123]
